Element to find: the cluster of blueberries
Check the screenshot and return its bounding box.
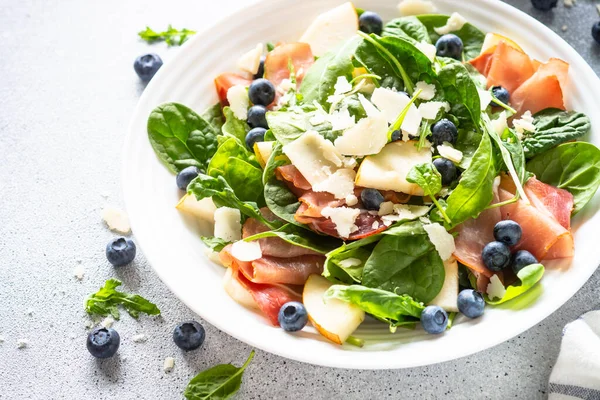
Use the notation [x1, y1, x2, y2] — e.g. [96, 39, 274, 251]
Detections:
[483, 220, 538, 274]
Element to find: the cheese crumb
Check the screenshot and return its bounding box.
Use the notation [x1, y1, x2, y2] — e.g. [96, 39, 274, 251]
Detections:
[132, 334, 147, 343]
[372, 221, 380, 230]
[487, 275, 506, 300]
[415, 42, 437, 62]
[101, 316, 115, 329]
[423, 223, 455, 261]
[513, 111, 536, 137]
[74, 265, 85, 281]
[237, 43, 263, 75]
[333, 76, 352, 96]
[214, 207, 242, 242]
[418, 101, 450, 120]
[491, 111, 508, 136]
[381, 204, 429, 225]
[309, 113, 326, 126]
[313, 169, 356, 199]
[564, 0, 574, 7]
[163, 357, 175, 372]
[561, 25, 568, 32]
[17, 339, 29, 349]
[342, 156, 357, 169]
[328, 106, 355, 131]
[397, 0, 437, 16]
[230, 240, 262, 262]
[357, 93, 381, 118]
[338, 258, 362, 269]
[345, 194, 358, 207]
[437, 143, 463, 164]
[478, 89, 493, 110]
[227, 85, 249, 120]
[415, 81, 436, 100]
[321, 207, 360, 238]
[101, 206, 131, 234]
[378, 201, 395, 216]
[434, 12, 468, 35]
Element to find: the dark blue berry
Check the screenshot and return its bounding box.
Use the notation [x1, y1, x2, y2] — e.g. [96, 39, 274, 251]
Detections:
[278, 302, 308, 332]
[512, 250, 538, 274]
[457, 289, 485, 319]
[106, 237, 136, 267]
[491, 86, 510, 105]
[245, 127, 267, 150]
[482, 241, 511, 271]
[531, 0, 557, 11]
[173, 321, 205, 351]
[361, 188, 384, 211]
[435, 34, 463, 60]
[248, 78, 275, 106]
[593, 22, 600, 45]
[87, 328, 120, 358]
[391, 130, 402, 142]
[359, 11, 383, 35]
[433, 158, 457, 185]
[176, 166, 201, 190]
[253, 56, 265, 79]
[421, 306, 448, 334]
[247, 105, 268, 129]
[133, 53, 163, 82]
[494, 220, 522, 246]
[431, 118, 458, 146]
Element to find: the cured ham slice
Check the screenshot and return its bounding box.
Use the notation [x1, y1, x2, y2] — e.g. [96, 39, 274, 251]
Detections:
[214, 73, 252, 106]
[277, 165, 312, 191]
[482, 42, 536, 93]
[524, 176, 573, 230]
[297, 192, 345, 220]
[264, 43, 314, 87]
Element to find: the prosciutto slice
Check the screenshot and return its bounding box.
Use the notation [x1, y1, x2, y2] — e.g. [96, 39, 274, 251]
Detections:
[264, 43, 314, 87]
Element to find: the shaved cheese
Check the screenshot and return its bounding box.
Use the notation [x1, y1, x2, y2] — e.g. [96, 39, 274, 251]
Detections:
[370, 87, 422, 136]
[283, 131, 343, 186]
[334, 76, 352, 95]
[478, 88, 493, 110]
[237, 43, 263, 74]
[227, 85, 249, 120]
[437, 143, 463, 164]
[321, 207, 360, 238]
[434, 12, 468, 35]
[313, 168, 356, 199]
[424, 223, 455, 261]
[357, 93, 381, 117]
[163, 357, 175, 372]
[231, 240, 262, 262]
[513, 110, 536, 138]
[397, 0, 437, 16]
[487, 275, 506, 300]
[338, 258, 362, 268]
[378, 201, 395, 216]
[415, 42, 437, 62]
[101, 206, 131, 234]
[328, 106, 355, 131]
[491, 111, 508, 136]
[309, 113, 326, 126]
[214, 207, 241, 242]
[334, 113, 389, 156]
[342, 156, 357, 169]
[415, 81, 436, 100]
[418, 101, 450, 120]
[380, 204, 429, 225]
[345, 194, 358, 206]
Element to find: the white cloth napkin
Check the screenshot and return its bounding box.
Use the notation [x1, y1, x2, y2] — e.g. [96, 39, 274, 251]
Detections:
[549, 310, 600, 400]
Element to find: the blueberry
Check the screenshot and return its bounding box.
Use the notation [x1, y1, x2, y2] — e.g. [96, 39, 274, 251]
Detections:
[512, 250, 538, 274]
[593, 22, 600, 45]
[247, 105, 268, 129]
[391, 130, 402, 142]
[491, 86, 510, 105]
[361, 188, 384, 211]
[493, 220, 522, 246]
[253, 56, 265, 79]
[433, 158, 457, 185]
[248, 78, 276, 106]
[87, 328, 120, 358]
[278, 302, 308, 332]
[359, 11, 383, 35]
[173, 321, 205, 351]
[106, 237, 136, 267]
[421, 306, 448, 334]
[245, 127, 267, 150]
[482, 241, 511, 271]
[457, 289, 485, 319]
[133, 53, 163, 82]
[531, 0, 557, 11]
[431, 118, 458, 146]
[435, 34, 464, 60]
[176, 166, 201, 190]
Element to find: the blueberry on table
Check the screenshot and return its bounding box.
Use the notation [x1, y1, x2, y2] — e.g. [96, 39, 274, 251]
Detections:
[248, 78, 276, 106]
[278, 302, 308, 332]
[593, 22, 600, 45]
[457, 289, 485, 319]
[531, 0, 557, 11]
[253, 56, 266, 79]
[247, 105, 269, 129]
[106, 237, 136, 267]
[435, 34, 463, 60]
[431, 118, 458, 146]
[359, 11, 383, 35]
[512, 250, 538, 274]
[245, 127, 267, 150]
[482, 241, 511, 271]
[491, 86, 510, 105]
[133, 53, 163, 82]
[87, 328, 120, 358]
[421, 306, 448, 334]
[493, 220, 522, 247]
[433, 158, 457, 186]
[176, 166, 201, 190]
[173, 321, 206, 351]
[361, 188, 384, 211]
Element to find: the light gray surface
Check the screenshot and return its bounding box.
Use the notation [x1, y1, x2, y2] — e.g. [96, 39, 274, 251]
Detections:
[0, 0, 599, 398]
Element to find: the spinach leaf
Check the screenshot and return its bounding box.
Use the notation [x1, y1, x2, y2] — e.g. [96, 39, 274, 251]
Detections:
[526, 142, 600, 214]
[436, 63, 481, 126]
[244, 223, 342, 255]
[300, 37, 360, 108]
[454, 124, 483, 170]
[266, 109, 335, 144]
[200, 236, 230, 252]
[222, 106, 250, 142]
[382, 16, 432, 44]
[323, 246, 372, 283]
[464, 63, 487, 90]
[485, 264, 544, 305]
[85, 279, 160, 320]
[201, 103, 225, 133]
[416, 15, 485, 60]
[184, 350, 255, 400]
[523, 108, 591, 158]
[406, 163, 451, 224]
[147, 102, 219, 173]
[361, 221, 445, 303]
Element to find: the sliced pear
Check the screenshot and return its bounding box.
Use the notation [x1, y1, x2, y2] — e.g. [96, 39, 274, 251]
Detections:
[223, 267, 259, 310]
[299, 2, 358, 57]
[355, 141, 432, 196]
[303, 275, 365, 345]
[176, 194, 217, 223]
[429, 258, 459, 312]
[481, 32, 523, 54]
[254, 141, 274, 168]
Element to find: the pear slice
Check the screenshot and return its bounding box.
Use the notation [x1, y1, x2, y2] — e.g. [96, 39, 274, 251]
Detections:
[176, 194, 217, 223]
[253, 141, 274, 168]
[299, 2, 358, 57]
[481, 32, 523, 54]
[429, 258, 459, 312]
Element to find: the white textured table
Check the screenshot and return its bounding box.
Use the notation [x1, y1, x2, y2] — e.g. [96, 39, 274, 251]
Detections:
[0, 0, 599, 398]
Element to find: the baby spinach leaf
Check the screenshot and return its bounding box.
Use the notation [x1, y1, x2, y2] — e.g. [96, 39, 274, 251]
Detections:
[201, 103, 225, 133]
[323, 246, 372, 284]
[454, 124, 483, 170]
[485, 264, 544, 305]
[85, 279, 160, 320]
[436, 63, 481, 126]
[222, 106, 250, 142]
[523, 108, 591, 158]
[526, 142, 600, 214]
[407, 163, 451, 224]
[184, 350, 255, 400]
[266, 109, 335, 144]
[147, 102, 219, 173]
[244, 223, 342, 255]
[200, 236, 230, 252]
[383, 16, 432, 44]
[416, 15, 485, 60]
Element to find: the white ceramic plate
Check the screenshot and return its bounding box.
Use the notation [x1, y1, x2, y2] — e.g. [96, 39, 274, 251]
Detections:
[123, 0, 600, 368]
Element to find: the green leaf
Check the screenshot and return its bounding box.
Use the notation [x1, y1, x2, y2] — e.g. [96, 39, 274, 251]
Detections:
[436, 63, 481, 127]
[85, 279, 160, 319]
[138, 25, 196, 46]
[200, 236, 230, 252]
[201, 103, 225, 133]
[244, 223, 342, 255]
[184, 350, 255, 400]
[416, 15, 485, 60]
[407, 163, 442, 197]
[221, 107, 250, 142]
[485, 264, 544, 305]
[147, 102, 219, 173]
[526, 142, 600, 214]
[323, 246, 372, 284]
[382, 16, 432, 44]
[501, 128, 526, 183]
[265, 109, 336, 145]
[454, 123, 483, 170]
[523, 108, 591, 158]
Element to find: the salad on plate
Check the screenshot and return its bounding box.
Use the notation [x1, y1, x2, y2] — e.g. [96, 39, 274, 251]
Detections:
[145, 2, 600, 346]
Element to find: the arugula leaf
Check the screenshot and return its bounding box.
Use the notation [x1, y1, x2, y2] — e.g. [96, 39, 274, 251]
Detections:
[485, 264, 544, 305]
[200, 236, 230, 252]
[222, 107, 250, 142]
[138, 25, 196, 46]
[201, 103, 225, 133]
[406, 163, 450, 224]
[436, 63, 481, 127]
[523, 108, 591, 158]
[244, 223, 342, 255]
[526, 142, 600, 214]
[265, 108, 336, 144]
[147, 102, 219, 173]
[382, 16, 432, 44]
[501, 128, 527, 183]
[184, 350, 255, 400]
[416, 15, 485, 60]
[85, 279, 160, 319]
